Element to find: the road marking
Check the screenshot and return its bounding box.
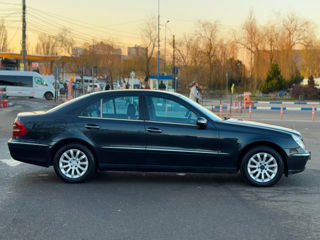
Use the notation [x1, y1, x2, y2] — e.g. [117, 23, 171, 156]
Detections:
[0, 159, 21, 167]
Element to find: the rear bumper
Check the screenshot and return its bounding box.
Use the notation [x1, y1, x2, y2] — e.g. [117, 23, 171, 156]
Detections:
[8, 139, 51, 167]
[287, 152, 310, 175]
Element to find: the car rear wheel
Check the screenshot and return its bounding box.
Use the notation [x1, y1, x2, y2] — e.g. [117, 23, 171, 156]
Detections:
[44, 92, 53, 100]
[53, 143, 96, 183]
[241, 146, 284, 187]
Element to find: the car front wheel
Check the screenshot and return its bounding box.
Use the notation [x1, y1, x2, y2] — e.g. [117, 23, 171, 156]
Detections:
[53, 143, 96, 183]
[241, 146, 284, 187]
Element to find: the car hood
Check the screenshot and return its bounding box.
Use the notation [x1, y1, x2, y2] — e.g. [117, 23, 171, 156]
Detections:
[224, 118, 301, 137]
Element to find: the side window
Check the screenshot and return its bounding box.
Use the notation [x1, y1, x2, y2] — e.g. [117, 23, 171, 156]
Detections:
[79, 100, 101, 118]
[34, 77, 45, 86]
[79, 96, 140, 120]
[147, 96, 198, 124]
[102, 96, 139, 120]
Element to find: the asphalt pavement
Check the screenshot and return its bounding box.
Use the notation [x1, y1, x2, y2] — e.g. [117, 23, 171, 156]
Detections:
[0, 98, 320, 240]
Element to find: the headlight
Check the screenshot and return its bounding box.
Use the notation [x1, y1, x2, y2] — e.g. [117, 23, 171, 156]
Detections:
[292, 134, 305, 149]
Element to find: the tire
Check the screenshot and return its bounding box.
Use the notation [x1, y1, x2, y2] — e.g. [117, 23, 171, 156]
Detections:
[240, 146, 284, 187]
[44, 92, 53, 100]
[53, 143, 96, 183]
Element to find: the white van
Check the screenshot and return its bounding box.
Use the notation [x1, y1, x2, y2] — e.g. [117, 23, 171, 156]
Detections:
[0, 71, 55, 100]
[75, 76, 106, 90]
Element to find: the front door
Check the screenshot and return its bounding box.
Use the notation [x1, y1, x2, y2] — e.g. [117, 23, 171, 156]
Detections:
[144, 95, 221, 170]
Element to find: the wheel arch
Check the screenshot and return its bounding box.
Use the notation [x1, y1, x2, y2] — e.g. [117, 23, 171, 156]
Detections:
[50, 138, 99, 166]
[237, 141, 288, 176]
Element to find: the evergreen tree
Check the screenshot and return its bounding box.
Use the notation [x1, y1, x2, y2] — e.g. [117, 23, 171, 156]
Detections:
[260, 64, 286, 94]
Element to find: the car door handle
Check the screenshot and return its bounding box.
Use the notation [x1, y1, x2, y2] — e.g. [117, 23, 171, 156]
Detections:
[147, 127, 162, 133]
[85, 124, 100, 130]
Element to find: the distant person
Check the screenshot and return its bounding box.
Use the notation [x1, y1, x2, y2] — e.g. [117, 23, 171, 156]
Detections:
[126, 82, 130, 89]
[189, 81, 201, 103]
[105, 82, 111, 90]
[159, 80, 166, 90]
[144, 77, 150, 89]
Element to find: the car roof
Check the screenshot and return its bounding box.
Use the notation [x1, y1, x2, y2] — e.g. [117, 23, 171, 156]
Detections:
[89, 89, 182, 97]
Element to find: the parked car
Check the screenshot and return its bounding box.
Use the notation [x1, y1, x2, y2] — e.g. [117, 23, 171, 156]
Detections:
[0, 70, 55, 100]
[8, 90, 310, 186]
[87, 83, 102, 93]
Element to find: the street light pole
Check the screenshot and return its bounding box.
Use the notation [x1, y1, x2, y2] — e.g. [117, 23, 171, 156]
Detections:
[157, 0, 160, 88]
[164, 20, 170, 73]
[21, 0, 27, 71]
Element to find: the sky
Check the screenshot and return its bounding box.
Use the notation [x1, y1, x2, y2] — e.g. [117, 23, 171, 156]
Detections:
[1, 0, 320, 54]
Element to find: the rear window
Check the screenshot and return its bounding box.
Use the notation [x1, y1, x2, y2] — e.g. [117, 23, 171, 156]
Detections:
[0, 75, 33, 87]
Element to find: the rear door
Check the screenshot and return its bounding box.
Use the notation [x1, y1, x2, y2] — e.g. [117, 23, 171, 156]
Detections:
[78, 92, 146, 168]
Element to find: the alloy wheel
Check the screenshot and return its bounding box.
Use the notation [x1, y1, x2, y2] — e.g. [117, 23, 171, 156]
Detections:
[247, 152, 278, 183]
[59, 149, 89, 179]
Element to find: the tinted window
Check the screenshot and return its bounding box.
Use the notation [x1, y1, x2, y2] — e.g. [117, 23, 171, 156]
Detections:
[102, 96, 139, 120]
[79, 99, 101, 118]
[147, 96, 198, 124]
[79, 95, 140, 120]
[0, 75, 33, 87]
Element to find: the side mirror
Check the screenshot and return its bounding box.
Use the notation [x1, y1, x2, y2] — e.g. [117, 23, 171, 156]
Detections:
[196, 117, 207, 129]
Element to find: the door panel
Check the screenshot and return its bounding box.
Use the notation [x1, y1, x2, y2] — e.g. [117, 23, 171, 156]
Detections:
[144, 95, 221, 168]
[78, 94, 146, 167]
[145, 121, 221, 168]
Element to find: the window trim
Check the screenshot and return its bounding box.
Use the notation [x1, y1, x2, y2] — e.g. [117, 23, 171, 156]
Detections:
[145, 95, 199, 125]
[78, 115, 144, 122]
[145, 120, 197, 127]
[78, 93, 143, 121]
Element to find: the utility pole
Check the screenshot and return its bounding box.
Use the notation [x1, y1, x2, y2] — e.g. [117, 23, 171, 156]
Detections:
[145, 47, 149, 79]
[21, 0, 27, 71]
[164, 20, 170, 73]
[172, 34, 176, 91]
[157, 0, 160, 88]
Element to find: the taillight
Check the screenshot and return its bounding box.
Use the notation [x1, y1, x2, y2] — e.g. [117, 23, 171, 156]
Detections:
[12, 118, 28, 137]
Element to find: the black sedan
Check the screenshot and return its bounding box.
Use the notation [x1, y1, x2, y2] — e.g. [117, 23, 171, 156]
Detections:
[8, 90, 310, 186]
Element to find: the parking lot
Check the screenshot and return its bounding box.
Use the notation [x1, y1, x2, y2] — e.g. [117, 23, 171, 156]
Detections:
[0, 98, 320, 240]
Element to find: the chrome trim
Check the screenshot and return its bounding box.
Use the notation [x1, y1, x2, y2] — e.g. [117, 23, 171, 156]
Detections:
[102, 146, 146, 151]
[8, 141, 49, 147]
[102, 145, 227, 155]
[291, 153, 310, 157]
[147, 148, 225, 155]
[100, 98, 103, 118]
[78, 116, 144, 122]
[145, 120, 197, 127]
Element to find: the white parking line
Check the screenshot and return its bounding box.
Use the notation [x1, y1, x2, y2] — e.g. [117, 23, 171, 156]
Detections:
[0, 159, 21, 167]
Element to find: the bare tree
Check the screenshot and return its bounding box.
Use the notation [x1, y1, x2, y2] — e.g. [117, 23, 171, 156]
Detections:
[0, 19, 8, 52]
[55, 28, 75, 56]
[196, 20, 219, 87]
[140, 16, 157, 80]
[35, 33, 57, 55]
[282, 13, 314, 50]
[236, 10, 262, 89]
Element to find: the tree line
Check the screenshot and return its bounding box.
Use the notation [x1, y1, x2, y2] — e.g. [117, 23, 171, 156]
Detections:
[1, 11, 320, 96]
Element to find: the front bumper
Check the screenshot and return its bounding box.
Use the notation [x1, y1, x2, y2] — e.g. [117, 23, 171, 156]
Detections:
[8, 139, 51, 167]
[287, 151, 310, 175]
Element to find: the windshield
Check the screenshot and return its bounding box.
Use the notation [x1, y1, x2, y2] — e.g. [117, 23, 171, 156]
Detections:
[178, 94, 222, 121]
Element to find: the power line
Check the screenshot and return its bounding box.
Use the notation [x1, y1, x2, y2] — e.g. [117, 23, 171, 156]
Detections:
[27, 7, 141, 38]
[27, 9, 141, 42]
